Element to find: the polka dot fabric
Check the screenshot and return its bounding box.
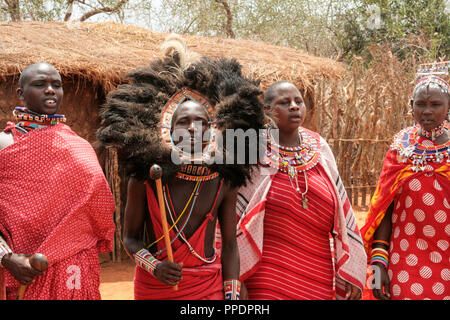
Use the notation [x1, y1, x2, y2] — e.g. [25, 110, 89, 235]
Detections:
[389, 173, 449, 300]
[0, 123, 115, 299]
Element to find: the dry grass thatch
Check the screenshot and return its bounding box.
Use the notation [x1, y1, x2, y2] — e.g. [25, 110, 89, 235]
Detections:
[0, 21, 345, 92]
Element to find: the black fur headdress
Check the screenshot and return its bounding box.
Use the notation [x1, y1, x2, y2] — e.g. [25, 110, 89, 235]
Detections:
[96, 36, 265, 187]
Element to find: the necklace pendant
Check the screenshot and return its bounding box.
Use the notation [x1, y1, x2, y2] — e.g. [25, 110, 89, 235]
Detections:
[301, 197, 308, 209]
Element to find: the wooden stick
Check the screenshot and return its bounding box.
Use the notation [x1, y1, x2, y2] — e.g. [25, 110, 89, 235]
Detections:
[0, 268, 5, 300]
[150, 164, 178, 291]
[17, 253, 48, 300]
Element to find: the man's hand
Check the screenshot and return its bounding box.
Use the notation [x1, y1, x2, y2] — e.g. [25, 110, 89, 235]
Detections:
[2, 253, 43, 285]
[153, 261, 183, 286]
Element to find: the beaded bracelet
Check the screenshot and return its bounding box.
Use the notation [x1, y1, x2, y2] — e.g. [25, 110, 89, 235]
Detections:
[0, 235, 13, 267]
[371, 247, 389, 255]
[370, 245, 389, 270]
[370, 256, 389, 269]
[134, 248, 161, 277]
[224, 279, 241, 300]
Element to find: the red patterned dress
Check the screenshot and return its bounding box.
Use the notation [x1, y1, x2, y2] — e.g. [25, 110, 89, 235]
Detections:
[388, 139, 449, 299]
[243, 126, 341, 300]
[244, 165, 337, 299]
[238, 127, 367, 300]
[362, 125, 450, 300]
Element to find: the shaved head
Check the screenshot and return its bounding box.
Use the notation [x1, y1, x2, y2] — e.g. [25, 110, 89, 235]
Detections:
[18, 62, 58, 88]
[264, 80, 295, 106]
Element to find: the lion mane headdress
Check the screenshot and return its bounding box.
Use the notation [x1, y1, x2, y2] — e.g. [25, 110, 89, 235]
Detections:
[96, 35, 265, 187]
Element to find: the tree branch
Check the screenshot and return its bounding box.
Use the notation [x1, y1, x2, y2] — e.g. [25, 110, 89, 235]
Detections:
[78, 0, 128, 22]
[64, 0, 75, 21]
[215, 0, 234, 38]
[182, 16, 198, 34]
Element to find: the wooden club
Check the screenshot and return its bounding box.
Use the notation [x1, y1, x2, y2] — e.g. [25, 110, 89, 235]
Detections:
[150, 164, 178, 291]
[16, 253, 48, 300]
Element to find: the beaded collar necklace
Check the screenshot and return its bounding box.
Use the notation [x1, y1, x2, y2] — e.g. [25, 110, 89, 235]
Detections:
[264, 127, 321, 174]
[176, 164, 219, 181]
[264, 127, 321, 209]
[420, 122, 446, 141]
[13, 107, 66, 132]
[390, 123, 450, 172]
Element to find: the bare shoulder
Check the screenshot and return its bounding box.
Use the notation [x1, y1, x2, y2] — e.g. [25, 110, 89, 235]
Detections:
[221, 181, 238, 201]
[0, 131, 14, 150]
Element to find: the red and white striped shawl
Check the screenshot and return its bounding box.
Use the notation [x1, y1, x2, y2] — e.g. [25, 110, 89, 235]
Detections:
[236, 135, 367, 299]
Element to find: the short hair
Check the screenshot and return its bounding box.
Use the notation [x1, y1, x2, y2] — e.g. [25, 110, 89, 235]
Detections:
[264, 80, 296, 106]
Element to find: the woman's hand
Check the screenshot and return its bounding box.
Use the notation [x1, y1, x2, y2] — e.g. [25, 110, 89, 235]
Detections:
[2, 253, 43, 285]
[345, 281, 362, 300]
[371, 262, 391, 300]
[153, 261, 183, 286]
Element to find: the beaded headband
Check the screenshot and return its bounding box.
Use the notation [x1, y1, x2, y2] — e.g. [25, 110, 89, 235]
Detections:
[416, 61, 449, 78]
[160, 87, 216, 163]
[414, 61, 449, 97]
[413, 75, 450, 97]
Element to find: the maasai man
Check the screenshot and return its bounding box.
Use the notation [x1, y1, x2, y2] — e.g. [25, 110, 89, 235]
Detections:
[0, 63, 115, 300]
[361, 68, 449, 300]
[96, 36, 265, 300]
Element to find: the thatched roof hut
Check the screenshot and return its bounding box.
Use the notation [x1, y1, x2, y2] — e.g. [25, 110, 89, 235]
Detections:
[0, 21, 345, 137]
[0, 21, 346, 261]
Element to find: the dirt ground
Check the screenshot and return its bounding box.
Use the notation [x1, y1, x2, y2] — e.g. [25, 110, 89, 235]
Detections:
[100, 258, 135, 300]
[99, 208, 369, 300]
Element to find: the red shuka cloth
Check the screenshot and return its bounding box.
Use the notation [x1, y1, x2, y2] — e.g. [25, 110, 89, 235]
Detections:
[0, 123, 115, 300]
[244, 164, 337, 300]
[361, 136, 450, 300]
[134, 184, 223, 300]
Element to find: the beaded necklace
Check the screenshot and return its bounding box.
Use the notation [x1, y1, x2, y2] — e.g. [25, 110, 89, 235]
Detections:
[420, 122, 447, 141]
[158, 181, 203, 256]
[390, 123, 450, 172]
[264, 127, 321, 209]
[146, 180, 201, 251]
[164, 180, 223, 264]
[13, 107, 66, 130]
[176, 164, 219, 181]
[264, 127, 321, 173]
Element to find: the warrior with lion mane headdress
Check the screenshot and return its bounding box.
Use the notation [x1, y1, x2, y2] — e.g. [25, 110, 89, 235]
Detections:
[96, 36, 265, 300]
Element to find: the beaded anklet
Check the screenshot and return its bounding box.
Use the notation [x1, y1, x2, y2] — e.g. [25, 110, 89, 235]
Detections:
[134, 248, 161, 276]
[0, 235, 13, 267]
[224, 279, 241, 300]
